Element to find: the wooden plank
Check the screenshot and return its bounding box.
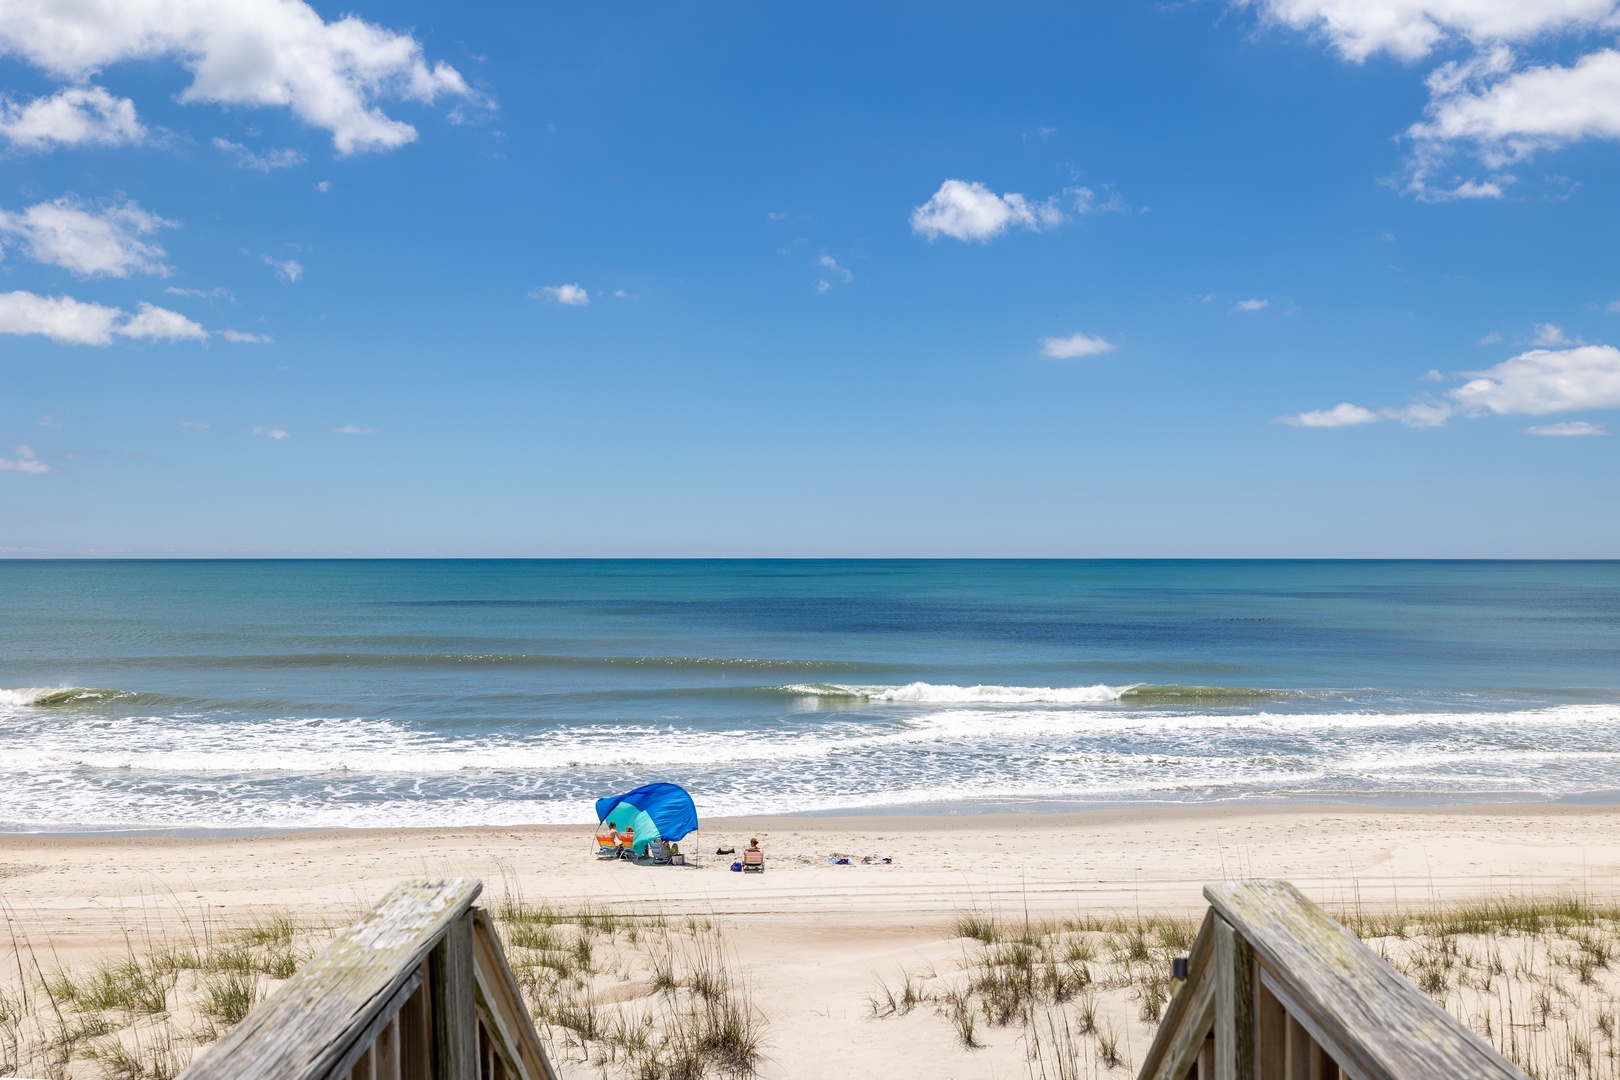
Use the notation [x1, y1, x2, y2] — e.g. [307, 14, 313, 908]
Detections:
[1256, 975, 1285, 1079]
[179, 878, 482, 1080]
[1138, 910, 1215, 1080]
[375, 1015, 401, 1080]
[1214, 916, 1256, 1080]
[322, 968, 423, 1080]
[1205, 881, 1529, 1080]
[400, 981, 432, 1080]
[1283, 1015, 1311, 1080]
[432, 910, 478, 1080]
[472, 909, 562, 1080]
[1140, 913, 1218, 1080]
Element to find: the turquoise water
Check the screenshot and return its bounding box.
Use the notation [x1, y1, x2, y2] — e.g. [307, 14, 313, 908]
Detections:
[2, 559, 1619, 830]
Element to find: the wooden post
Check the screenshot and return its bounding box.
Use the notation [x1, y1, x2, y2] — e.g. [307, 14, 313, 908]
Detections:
[432, 911, 478, 1080]
[1215, 915, 1256, 1080]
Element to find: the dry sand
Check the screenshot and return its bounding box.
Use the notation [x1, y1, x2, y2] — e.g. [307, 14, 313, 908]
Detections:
[3, 802, 1619, 1078]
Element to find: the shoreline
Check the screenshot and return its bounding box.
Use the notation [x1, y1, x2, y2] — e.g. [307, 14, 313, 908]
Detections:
[7, 789, 1620, 839]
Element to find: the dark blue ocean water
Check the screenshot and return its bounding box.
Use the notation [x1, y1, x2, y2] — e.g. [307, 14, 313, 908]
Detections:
[2, 560, 1619, 830]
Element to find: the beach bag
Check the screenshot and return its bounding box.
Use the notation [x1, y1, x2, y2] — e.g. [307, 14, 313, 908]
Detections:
[730, 861, 742, 872]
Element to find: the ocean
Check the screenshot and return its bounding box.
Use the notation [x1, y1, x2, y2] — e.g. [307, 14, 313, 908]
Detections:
[2, 559, 1619, 832]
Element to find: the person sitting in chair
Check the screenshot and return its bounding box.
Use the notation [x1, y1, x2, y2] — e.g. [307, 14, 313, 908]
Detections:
[742, 837, 765, 872]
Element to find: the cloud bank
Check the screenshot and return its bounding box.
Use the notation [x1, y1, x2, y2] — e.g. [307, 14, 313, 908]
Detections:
[1281, 344, 1620, 432]
[0, 86, 144, 149]
[0, 290, 206, 344]
[0, 197, 171, 278]
[1246, 0, 1620, 197]
[0, 0, 474, 153]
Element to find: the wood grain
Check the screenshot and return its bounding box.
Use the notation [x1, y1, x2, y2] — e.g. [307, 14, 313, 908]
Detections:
[1204, 880, 1529, 1080]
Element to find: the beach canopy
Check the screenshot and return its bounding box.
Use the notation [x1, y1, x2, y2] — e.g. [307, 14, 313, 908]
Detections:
[595, 782, 699, 856]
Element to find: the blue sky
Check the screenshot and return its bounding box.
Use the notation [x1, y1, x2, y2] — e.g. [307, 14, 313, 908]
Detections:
[2, 0, 1620, 556]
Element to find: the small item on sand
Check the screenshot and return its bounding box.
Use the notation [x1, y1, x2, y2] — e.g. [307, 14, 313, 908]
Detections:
[716, 846, 736, 855]
[826, 854, 853, 865]
[730, 860, 743, 872]
[862, 856, 893, 865]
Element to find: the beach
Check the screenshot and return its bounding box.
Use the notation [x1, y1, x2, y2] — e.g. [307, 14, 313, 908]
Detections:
[5, 803, 1618, 1078]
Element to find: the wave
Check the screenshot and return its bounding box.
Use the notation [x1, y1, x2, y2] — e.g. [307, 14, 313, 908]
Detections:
[780, 682, 1295, 705]
[783, 681, 1129, 703]
[77, 653, 887, 673]
[0, 687, 138, 707]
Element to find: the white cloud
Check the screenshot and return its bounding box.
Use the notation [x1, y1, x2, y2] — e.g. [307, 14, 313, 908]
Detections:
[333, 424, 377, 435]
[1608, 299, 1620, 313]
[0, 196, 171, 277]
[1248, 2, 1620, 196]
[213, 137, 305, 170]
[1532, 322, 1571, 346]
[1525, 420, 1608, 435]
[166, 285, 235, 303]
[315, 180, 331, 193]
[263, 255, 303, 282]
[0, 0, 474, 154]
[1450, 344, 1620, 415]
[910, 179, 1067, 242]
[252, 426, 289, 440]
[0, 289, 206, 345]
[815, 253, 853, 293]
[1280, 402, 1381, 427]
[220, 329, 271, 343]
[0, 85, 143, 149]
[119, 301, 206, 341]
[1248, 0, 1620, 63]
[1233, 298, 1271, 312]
[1410, 48, 1620, 176]
[531, 283, 589, 306]
[1040, 332, 1116, 359]
[0, 445, 50, 474]
[0, 290, 123, 344]
[1381, 400, 1453, 427]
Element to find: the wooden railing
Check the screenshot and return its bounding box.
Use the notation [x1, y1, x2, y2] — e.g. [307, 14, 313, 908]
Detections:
[1138, 880, 1531, 1080]
[179, 878, 559, 1080]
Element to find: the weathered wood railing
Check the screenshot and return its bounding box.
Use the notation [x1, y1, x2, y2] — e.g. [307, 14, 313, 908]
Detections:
[180, 878, 559, 1080]
[1138, 880, 1530, 1080]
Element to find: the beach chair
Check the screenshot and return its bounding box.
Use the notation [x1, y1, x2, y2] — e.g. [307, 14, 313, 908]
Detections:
[595, 831, 618, 858]
[742, 848, 764, 873]
[649, 838, 672, 864]
[619, 826, 636, 859]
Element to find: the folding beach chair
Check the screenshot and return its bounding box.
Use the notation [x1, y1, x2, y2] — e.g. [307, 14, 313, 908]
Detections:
[619, 826, 636, 859]
[595, 831, 618, 858]
[742, 848, 765, 873]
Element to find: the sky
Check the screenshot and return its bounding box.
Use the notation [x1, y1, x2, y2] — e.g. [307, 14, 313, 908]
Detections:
[2, 0, 1620, 557]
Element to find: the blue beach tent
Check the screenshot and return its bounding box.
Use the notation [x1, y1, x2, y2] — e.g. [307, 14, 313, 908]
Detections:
[595, 783, 699, 856]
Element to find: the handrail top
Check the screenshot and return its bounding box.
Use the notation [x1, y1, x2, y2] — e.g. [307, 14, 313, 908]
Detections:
[1203, 879, 1529, 1080]
[179, 877, 483, 1080]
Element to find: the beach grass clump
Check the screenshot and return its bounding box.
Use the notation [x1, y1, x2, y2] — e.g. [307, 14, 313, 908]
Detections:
[869, 904, 1190, 1065]
[1336, 893, 1620, 1079]
[491, 887, 765, 1079]
[0, 896, 331, 1080]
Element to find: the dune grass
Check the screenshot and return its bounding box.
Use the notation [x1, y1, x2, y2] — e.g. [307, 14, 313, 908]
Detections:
[870, 893, 1620, 1079]
[0, 897, 326, 1079]
[492, 888, 764, 1079]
